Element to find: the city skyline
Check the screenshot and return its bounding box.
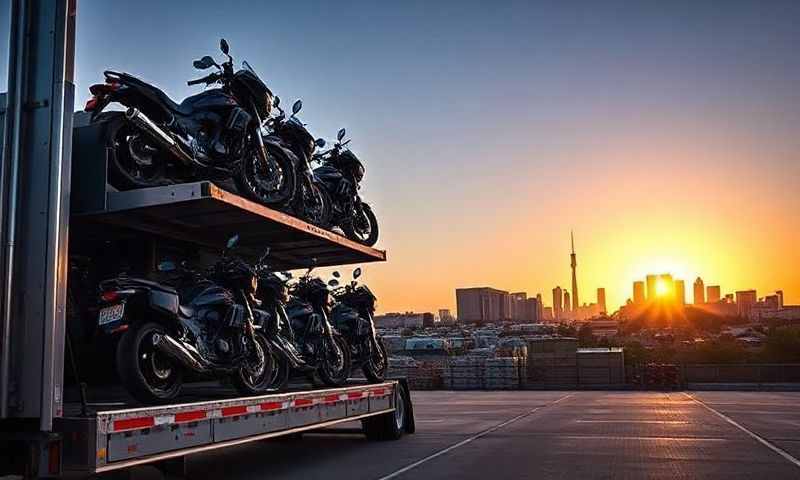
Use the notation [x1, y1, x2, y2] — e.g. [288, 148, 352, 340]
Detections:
[5, 1, 797, 316]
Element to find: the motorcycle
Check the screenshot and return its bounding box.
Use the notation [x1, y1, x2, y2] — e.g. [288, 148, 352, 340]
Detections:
[84, 38, 296, 207]
[313, 129, 379, 246]
[267, 98, 331, 225]
[96, 235, 276, 404]
[330, 268, 387, 382]
[279, 266, 352, 387]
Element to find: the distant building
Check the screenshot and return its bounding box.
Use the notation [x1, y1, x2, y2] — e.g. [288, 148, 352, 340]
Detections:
[597, 288, 607, 314]
[674, 279, 685, 305]
[510, 292, 527, 322]
[552, 287, 563, 321]
[524, 297, 540, 323]
[438, 309, 455, 325]
[693, 277, 705, 305]
[658, 274, 674, 300]
[706, 285, 721, 303]
[563, 291, 571, 316]
[542, 306, 554, 322]
[422, 312, 435, 328]
[456, 287, 510, 324]
[735, 290, 757, 317]
[536, 293, 544, 320]
[633, 281, 645, 304]
[374, 312, 425, 328]
[646, 275, 658, 301]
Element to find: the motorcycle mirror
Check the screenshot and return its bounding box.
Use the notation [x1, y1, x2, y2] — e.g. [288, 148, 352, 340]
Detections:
[315, 138, 326, 148]
[328, 279, 339, 287]
[337, 128, 346, 141]
[353, 267, 362, 279]
[226, 234, 239, 249]
[292, 99, 302, 115]
[332, 271, 341, 278]
[193, 56, 217, 70]
[273, 96, 280, 107]
[220, 38, 230, 55]
[259, 246, 271, 262]
[157, 261, 176, 272]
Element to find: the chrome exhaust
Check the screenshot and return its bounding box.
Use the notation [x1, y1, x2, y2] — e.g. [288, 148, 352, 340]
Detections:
[125, 108, 194, 166]
[152, 333, 209, 374]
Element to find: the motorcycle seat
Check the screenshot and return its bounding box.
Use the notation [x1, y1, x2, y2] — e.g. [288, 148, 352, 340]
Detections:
[107, 71, 195, 116]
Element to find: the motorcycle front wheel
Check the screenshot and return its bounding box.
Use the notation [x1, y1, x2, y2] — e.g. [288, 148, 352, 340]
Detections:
[343, 203, 379, 246]
[116, 322, 183, 404]
[266, 349, 291, 393]
[362, 337, 389, 383]
[231, 331, 276, 395]
[318, 334, 352, 387]
[296, 182, 332, 226]
[235, 143, 296, 207]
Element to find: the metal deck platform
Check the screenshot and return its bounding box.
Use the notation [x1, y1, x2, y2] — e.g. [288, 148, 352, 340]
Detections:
[71, 181, 386, 270]
[56, 381, 400, 474]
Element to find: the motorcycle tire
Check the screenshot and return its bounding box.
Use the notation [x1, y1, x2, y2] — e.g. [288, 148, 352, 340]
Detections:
[318, 334, 352, 387]
[232, 331, 276, 395]
[343, 203, 379, 246]
[296, 182, 332, 227]
[116, 322, 183, 404]
[235, 142, 296, 207]
[104, 112, 172, 190]
[362, 337, 389, 383]
[266, 350, 291, 393]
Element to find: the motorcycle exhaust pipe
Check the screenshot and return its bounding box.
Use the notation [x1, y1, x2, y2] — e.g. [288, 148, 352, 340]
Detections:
[125, 107, 194, 166]
[152, 333, 209, 374]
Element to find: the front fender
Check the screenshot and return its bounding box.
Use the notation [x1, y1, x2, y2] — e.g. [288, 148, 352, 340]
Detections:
[263, 135, 300, 165]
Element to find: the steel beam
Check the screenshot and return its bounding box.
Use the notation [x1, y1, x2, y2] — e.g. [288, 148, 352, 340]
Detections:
[0, 0, 76, 431]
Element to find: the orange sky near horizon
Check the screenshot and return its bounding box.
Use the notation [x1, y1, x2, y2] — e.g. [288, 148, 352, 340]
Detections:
[353, 120, 800, 316]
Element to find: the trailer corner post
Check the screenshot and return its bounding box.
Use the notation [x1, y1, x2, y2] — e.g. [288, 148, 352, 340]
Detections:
[0, 0, 76, 431]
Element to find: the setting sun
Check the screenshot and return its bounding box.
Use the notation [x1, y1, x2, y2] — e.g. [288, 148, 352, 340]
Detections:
[655, 279, 670, 298]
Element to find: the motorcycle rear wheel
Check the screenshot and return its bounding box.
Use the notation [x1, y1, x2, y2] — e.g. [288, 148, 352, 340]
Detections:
[343, 203, 379, 246]
[235, 143, 296, 207]
[116, 322, 183, 404]
[362, 338, 388, 383]
[105, 113, 172, 190]
[318, 334, 352, 387]
[231, 331, 276, 395]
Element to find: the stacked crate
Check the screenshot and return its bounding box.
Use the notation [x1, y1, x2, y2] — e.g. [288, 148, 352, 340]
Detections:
[483, 357, 524, 390]
[525, 337, 579, 387]
[442, 356, 485, 390]
[577, 348, 625, 386]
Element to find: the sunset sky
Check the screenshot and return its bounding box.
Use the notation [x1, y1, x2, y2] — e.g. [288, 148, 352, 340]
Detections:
[3, 1, 798, 314]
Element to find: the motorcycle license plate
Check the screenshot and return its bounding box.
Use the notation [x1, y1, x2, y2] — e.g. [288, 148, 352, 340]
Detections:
[98, 304, 125, 325]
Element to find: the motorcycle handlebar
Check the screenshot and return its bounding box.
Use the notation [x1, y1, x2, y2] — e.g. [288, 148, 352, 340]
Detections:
[187, 72, 221, 86]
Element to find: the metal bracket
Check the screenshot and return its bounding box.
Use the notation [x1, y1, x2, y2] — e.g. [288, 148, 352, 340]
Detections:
[24, 99, 50, 110]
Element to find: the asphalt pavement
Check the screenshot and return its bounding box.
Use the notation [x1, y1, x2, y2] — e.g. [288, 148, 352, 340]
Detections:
[111, 390, 800, 480]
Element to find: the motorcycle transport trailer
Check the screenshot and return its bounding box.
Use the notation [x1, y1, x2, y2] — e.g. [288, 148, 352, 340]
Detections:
[0, 1, 413, 477]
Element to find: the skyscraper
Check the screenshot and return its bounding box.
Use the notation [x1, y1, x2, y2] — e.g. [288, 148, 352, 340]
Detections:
[563, 291, 571, 316]
[570, 231, 579, 311]
[693, 277, 705, 305]
[646, 274, 658, 301]
[706, 285, 721, 303]
[597, 288, 607, 314]
[536, 293, 544, 319]
[658, 274, 674, 300]
[674, 279, 685, 305]
[552, 287, 563, 321]
[736, 290, 757, 317]
[633, 281, 645, 304]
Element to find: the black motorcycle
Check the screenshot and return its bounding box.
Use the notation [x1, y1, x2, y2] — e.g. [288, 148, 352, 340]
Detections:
[330, 268, 387, 382]
[279, 268, 352, 387]
[84, 38, 295, 207]
[313, 129, 379, 246]
[267, 98, 331, 225]
[96, 235, 275, 404]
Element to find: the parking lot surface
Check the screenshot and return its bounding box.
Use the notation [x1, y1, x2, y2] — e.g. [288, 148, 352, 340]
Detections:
[118, 390, 800, 479]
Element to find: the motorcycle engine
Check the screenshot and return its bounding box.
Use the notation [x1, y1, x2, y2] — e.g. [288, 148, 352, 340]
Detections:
[190, 108, 251, 163]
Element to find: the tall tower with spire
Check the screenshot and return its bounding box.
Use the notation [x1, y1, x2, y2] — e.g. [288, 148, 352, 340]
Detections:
[570, 231, 579, 311]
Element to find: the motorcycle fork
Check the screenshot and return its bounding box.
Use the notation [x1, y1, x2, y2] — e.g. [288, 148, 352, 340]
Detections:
[250, 107, 272, 172]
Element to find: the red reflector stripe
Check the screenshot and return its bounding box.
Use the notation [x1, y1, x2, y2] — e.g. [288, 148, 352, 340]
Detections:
[260, 402, 283, 411]
[348, 391, 365, 399]
[113, 417, 154, 432]
[371, 389, 387, 396]
[221, 405, 248, 417]
[323, 394, 340, 404]
[174, 410, 206, 423]
[293, 398, 313, 407]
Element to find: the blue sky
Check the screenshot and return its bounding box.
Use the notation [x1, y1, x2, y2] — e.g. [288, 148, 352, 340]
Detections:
[2, 1, 799, 312]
